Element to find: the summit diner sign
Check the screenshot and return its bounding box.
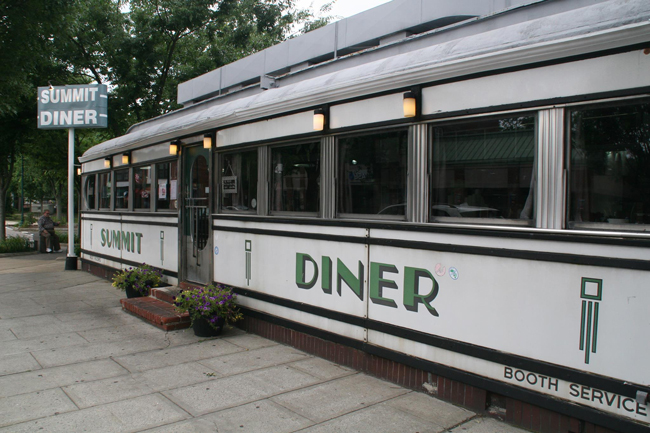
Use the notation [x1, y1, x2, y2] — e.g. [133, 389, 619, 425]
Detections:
[38, 84, 108, 129]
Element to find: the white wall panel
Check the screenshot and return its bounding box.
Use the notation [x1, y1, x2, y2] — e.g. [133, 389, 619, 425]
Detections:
[217, 111, 314, 147]
[330, 93, 404, 129]
[82, 159, 107, 173]
[422, 51, 650, 115]
[132, 143, 174, 164]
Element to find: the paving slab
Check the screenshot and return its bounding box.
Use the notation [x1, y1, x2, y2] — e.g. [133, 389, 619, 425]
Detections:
[0, 388, 78, 427]
[0, 352, 41, 376]
[0, 359, 128, 398]
[297, 398, 449, 433]
[0, 394, 189, 433]
[270, 373, 409, 423]
[146, 400, 315, 433]
[386, 391, 475, 428]
[113, 338, 245, 373]
[287, 357, 355, 381]
[449, 417, 531, 432]
[221, 332, 280, 350]
[197, 343, 310, 376]
[0, 329, 16, 342]
[163, 365, 321, 416]
[31, 336, 170, 368]
[0, 331, 88, 356]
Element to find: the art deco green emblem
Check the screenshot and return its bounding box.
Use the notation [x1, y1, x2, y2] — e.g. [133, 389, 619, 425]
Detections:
[579, 277, 602, 364]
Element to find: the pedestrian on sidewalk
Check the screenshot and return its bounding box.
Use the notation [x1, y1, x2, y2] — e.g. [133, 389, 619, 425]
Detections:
[38, 209, 61, 253]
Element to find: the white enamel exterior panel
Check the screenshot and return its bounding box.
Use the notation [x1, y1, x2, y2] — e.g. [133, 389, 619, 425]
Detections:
[132, 143, 173, 164]
[239, 297, 366, 342]
[368, 331, 649, 423]
[422, 50, 650, 115]
[330, 93, 405, 129]
[81, 217, 179, 276]
[216, 111, 315, 147]
[82, 158, 108, 173]
[366, 244, 648, 386]
[213, 230, 368, 318]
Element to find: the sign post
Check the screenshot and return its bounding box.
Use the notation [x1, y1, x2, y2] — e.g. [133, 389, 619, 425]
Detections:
[37, 84, 108, 270]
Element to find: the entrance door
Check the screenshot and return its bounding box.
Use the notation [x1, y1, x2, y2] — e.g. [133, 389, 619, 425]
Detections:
[182, 145, 211, 285]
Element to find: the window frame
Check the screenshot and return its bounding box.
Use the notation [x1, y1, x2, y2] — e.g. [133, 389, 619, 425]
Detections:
[427, 112, 538, 227]
[336, 127, 409, 221]
[217, 146, 260, 215]
[113, 168, 131, 211]
[153, 158, 179, 213]
[82, 174, 97, 211]
[97, 170, 113, 211]
[268, 140, 321, 217]
[565, 97, 650, 232]
[132, 164, 153, 211]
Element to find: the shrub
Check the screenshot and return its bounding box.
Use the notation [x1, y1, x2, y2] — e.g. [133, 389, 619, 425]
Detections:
[57, 232, 79, 244]
[0, 237, 32, 254]
[112, 263, 163, 296]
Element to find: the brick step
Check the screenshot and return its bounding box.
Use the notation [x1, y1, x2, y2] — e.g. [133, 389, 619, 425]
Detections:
[120, 297, 190, 331]
[151, 286, 184, 304]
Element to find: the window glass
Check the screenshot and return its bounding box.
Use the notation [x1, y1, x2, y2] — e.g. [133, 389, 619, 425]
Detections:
[133, 166, 152, 210]
[98, 172, 111, 209]
[156, 161, 178, 211]
[271, 142, 320, 213]
[431, 116, 535, 223]
[84, 175, 96, 210]
[115, 169, 129, 210]
[338, 130, 407, 216]
[569, 101, 650, 228]
[221, 150, 258, 212]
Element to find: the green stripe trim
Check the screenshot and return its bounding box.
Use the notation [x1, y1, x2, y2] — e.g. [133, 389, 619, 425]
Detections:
[579, 300, 587, 351]
[592, 302, 599, 354]
[585, 301, 593, 364]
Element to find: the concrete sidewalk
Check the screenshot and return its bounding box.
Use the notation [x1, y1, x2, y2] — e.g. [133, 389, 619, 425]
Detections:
[0, 254, 529, 433]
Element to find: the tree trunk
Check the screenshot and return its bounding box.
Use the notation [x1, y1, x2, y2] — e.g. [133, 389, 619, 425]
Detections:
[54, 186, 64, 223]
[0, 188, 6, 240]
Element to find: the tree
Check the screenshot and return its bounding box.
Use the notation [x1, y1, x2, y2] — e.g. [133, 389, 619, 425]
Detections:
[0, 0, 331, 239]
[0, 0, 73, 238]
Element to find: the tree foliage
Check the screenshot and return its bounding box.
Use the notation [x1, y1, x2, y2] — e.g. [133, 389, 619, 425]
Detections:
[0, 0, 332, 238]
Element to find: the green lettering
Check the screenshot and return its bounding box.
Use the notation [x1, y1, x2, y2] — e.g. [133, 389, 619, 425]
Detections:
[136, 233, 143, 254]
[100, 229, 106, 247]
[403, 267, 439, 316]
[322, 256, 332, 294]
[336, 259, 364, 301]
[121, 231, 131, 252]
[112, 230, 120, 250]
[369, 262, 398, 308]
[296, 253, 318, 289]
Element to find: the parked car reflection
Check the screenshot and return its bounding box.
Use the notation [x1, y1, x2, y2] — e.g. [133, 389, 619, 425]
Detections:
[377, 204, 503, 218]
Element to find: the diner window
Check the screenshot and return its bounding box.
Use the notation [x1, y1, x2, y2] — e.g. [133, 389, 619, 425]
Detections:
[569, 101, 650, 229]
[430, 115, 536, 223]
[83, 175, 96, 210]
[220, 150, 258, 212]
[156, 161, 178, 211]
[115, 169, 129, 210]
[338, 130, 407, 217]
[133, 166, 152, 210]
[98, 172, 112, 209]
[271, 142, 320, 214]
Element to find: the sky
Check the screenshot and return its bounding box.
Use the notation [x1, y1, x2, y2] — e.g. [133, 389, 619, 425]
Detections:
[295, 0, 392, 20]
